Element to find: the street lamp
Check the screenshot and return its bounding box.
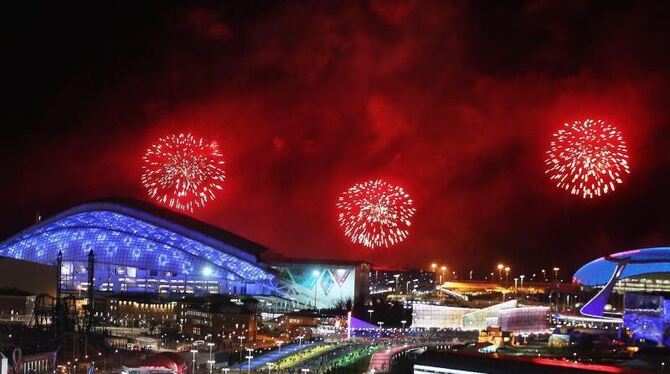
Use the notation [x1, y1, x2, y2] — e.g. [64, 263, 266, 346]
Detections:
[377, 321, 384, 329]
[401, 320, 407, 329]
[440, 266, 447, 284]
[367, 309, 374, 322]
[238, 336, 245, 361]
[541, 269, 546, 282]
[514, 278, 518, 294]
[520, 275, 525, 289]
[553, 267, 560, 282]
[504, 267, 510, 284]
[190, 350, 198, 374]
[207, 343, 215, 374]
[431, 263, 437, 273]
[497, 264, 504, 282]
[297, 336, 304, 346]
[277, 340, 283, 353]
[245, 348, 254, 374]
[393, 274, 400, 293]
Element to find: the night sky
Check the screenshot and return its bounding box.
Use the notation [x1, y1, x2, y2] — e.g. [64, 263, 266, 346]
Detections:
[4, 1, 670, 277]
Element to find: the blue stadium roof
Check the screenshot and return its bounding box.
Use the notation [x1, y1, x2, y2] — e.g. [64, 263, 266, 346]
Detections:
[0, 198, 274, 282]
[573, 247, 670, 287]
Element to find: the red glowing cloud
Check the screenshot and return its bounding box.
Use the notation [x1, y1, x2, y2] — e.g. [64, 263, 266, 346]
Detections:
[4, 1, 670, 274]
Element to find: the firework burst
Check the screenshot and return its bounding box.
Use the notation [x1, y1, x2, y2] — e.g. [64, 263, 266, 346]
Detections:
[545, 119, 630, 198]
[141, 133, 226, 212]
[337, 179, 416, 249]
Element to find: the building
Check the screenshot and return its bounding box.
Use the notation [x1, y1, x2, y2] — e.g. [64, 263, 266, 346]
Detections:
[368, 267, 436, 295]
[497, 306, 550, 334]
[0, 289, 37, 325]
[574, 247, 670, 346]
[462, 300, 518, 331]
[95, 295, 178, 328]
[0, 257, 57, 297]
[177, 297, 258, 342]
[412, 303, 476, 329]
[0, 258, 57, 326]
[412, 300, 550, 334]
[268, 259, 370, 309]
[0, 199, 373, 307]
[0, 199, 275, 296]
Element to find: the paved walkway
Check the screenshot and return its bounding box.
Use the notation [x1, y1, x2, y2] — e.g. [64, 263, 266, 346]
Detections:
[229, 343, 315, 371]
[368, 344, 421, 373]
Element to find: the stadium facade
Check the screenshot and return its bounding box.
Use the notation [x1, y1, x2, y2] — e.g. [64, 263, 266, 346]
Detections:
[0, 199, 275, 296]
[574, 247, 670, 346]
[411, 300, 550, 333]
[0, 199, 369, 308]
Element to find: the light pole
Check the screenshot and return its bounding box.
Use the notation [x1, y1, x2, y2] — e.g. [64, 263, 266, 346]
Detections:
[401, 320, 407, 329]
[297, 336, 304, 346]
[514, 278, 518, 296]
[553, 267, 560, 282]
[312, 270, 320, 309]
[377, 321, 384, 329]
[520, 275, 525, 289]
[497, 264, 504, 282]
[238, 336, 245, 361]
[440, 266, 447, 284]
[207, 342, 215, 374]
[541, 269, 546, 282]
[393, 274, 400, 293]
[245, 348, 254, 374]
[367, 309, 374, 323]
[277, 340, 283, 353]
[431, 263, 437, 273]
[190, 349, 198, 374]
[504, 267, 510, 284]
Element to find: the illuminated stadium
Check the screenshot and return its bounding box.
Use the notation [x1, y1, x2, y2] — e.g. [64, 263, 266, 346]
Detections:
[574, 247, 670, 316]
[574, 247, 670, 346]
[0, 199, 276, 296]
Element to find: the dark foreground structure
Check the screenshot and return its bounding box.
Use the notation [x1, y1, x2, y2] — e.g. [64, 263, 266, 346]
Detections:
[413, 351, 641, 374]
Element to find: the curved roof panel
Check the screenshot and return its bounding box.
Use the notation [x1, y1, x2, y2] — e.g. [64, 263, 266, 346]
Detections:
[573, 247, 670, 286]
[0, 199, 273, 282]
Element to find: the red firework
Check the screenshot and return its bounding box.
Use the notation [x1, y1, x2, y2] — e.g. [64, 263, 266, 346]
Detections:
[141, 133, 226, 212]
[545, 119, 630, 198]
[337, 179, 416, 249]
